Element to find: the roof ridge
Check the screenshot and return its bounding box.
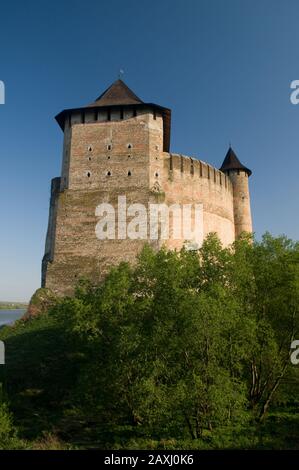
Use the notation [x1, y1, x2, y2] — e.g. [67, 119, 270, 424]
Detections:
[87, 79, 143, 107]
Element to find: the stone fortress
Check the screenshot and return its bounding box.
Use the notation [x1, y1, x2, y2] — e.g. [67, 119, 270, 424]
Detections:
[42, 79, 252, 296]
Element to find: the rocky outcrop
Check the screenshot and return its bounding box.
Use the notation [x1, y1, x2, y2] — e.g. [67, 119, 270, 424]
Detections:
[23, 288, 58, 320]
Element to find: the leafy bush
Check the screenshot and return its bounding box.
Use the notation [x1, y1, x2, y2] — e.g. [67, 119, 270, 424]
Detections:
[0, 401, 26, 449]
[1, 233, 299, 449]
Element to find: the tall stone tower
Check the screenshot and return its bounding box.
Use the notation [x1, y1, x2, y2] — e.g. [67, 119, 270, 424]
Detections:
[42, 79, 171, 295]
[220, 147, 252, 238]
[42, 80, 253, 296]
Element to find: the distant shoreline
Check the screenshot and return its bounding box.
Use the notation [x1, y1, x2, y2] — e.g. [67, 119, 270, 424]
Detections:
[0, 303, 28, 310]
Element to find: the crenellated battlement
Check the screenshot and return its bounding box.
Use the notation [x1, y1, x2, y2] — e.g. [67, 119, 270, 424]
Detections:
[163, 153, 233, 193]
[42, 79, 252, 296]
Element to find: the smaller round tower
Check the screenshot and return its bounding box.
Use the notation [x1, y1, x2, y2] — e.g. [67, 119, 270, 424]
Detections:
[220, 147, 252, 239]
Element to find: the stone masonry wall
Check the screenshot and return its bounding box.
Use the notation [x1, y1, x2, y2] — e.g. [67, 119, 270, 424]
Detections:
[44, 111, 236, 296]
[229, 170, 252, 237]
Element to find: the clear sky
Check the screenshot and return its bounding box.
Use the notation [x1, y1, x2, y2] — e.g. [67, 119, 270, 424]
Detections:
[0, 0, 299, 302]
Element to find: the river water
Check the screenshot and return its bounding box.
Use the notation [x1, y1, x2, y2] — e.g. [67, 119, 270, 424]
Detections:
[0, 309, 26, 326]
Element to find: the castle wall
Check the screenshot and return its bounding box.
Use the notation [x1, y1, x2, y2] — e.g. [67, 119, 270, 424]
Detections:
[44, 110, 162, 296]
[228, 170, 252, 237]
[60, 120, 72, 191]
[66, 108, 162, 191]
[45, 188, 157, 296]
[148, 152, 235, 251]
[41, 177, 61, 287]
[44, 111, 236, 296]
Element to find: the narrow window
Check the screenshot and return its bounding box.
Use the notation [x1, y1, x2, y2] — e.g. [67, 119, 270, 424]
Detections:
[107, 144, 112, 151]
[127, 143, 132, 149]
[107, 171, 111, 176]
[133, 108, 137, 117]
[107, 109, 111, 121]
[155, 172, 159, 178]
[87, 172, 91, 178]
[153, 110, 157, 120]
[120, 108, 124, 120]
[128, 171, 131, 176]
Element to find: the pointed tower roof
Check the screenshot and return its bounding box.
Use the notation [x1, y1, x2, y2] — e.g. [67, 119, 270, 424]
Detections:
[55, 79, 171, 152]
[220, 147, 252, 176]
[87, 79, 143, 107]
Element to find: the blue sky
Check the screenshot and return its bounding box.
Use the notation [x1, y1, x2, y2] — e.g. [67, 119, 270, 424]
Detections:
[0, 0, 299, 301]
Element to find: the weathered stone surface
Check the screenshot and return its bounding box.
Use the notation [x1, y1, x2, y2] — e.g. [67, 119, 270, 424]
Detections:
[42, 101, 252, 297]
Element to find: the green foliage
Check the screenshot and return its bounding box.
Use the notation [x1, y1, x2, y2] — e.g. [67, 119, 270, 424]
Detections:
[231, 233, 299, 418]
[0, 402, 14, 439]
[26, 287, 58, 318]
[0, 394, 26, 449]
[49, 233, 299, 443]
[0, 232, 299, 448]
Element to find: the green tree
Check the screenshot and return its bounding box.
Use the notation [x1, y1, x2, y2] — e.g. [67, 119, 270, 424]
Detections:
[50, 232, 299, 442]
[231, 233, 299, 419]
[53, 240, 251, 439]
